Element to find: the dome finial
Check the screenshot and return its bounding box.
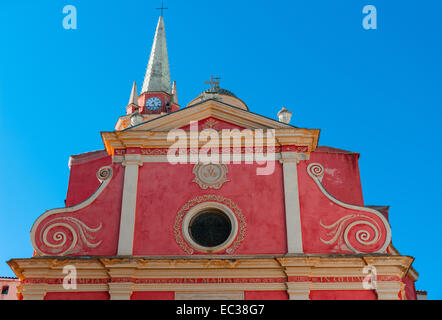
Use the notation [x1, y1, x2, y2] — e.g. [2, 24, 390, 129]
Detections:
[204, 75, 221, 93]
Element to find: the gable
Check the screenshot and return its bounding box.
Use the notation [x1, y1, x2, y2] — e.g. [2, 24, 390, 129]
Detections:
[178, 116, 247, 131]
[125, 99, 294, 132]
[102, 99, 321, 155]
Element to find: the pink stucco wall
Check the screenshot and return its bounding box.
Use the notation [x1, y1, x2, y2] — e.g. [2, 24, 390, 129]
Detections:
[0, 278, 19, 300]
[133, 161, 287, 255]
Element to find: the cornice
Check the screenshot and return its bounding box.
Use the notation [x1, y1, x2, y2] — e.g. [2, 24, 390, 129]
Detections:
[103, 100, 321, 155]
[101, 130, 319, 156]
[9, 254, 415, 299]
[9, 254, 414, 273]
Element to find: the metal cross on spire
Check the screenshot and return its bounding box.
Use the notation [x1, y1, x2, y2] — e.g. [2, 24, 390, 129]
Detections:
[156, 0, 168, 16]
[204, 75, 221, 91]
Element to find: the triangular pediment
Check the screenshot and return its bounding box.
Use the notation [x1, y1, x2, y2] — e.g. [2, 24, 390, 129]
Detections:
[125, 99, 294, 132]
[178, 116, 248, 131]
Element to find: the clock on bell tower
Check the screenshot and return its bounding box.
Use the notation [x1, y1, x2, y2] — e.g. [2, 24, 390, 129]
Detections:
[146, 97, 162, 111]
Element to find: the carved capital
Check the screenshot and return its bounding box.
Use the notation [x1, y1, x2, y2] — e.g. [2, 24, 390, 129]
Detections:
[108, 282, 134, 300]
[279, 152, 306, 164]
[286, 282, 311, 300]
[122, 154, 143, 167]
[279, 258, 314, 300]
[375, 281, 404, 300]
[21, 283, 47, 300]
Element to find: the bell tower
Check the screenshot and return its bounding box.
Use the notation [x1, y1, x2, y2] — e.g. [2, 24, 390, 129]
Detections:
[139, 14, 179, 115]
[123, 13, 179, 126]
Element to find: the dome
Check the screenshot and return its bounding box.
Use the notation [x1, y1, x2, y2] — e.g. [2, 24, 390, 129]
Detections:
[187, 85, 248, 110]
[199, 86, 237, 98]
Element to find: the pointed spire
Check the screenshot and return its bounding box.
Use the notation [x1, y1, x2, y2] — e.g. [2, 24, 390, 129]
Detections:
[142, 16, 171, 94]
[128, 82, 138, 105]
[171, 81, 178, 104]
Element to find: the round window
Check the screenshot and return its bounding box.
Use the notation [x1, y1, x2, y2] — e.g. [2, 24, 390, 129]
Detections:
[181, 202, 239, 253]
[188, 210, 232, 248]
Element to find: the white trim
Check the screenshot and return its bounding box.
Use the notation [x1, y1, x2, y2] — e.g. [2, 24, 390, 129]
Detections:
[133, 283, 286, 292]
[175, 291, 244, 300]
[281, 155, 304, 254]
[117, 155, 143, 256]
[112, 154, 283, 164]
[108, 282, 134, 300]
[21, 284, 47, 300]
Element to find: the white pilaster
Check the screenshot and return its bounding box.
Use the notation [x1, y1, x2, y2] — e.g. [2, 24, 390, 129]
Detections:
[286, 281, 311, 300]
[375, 281, 403, 300]
[278, 258, 314, 300]
[117, 154, 142, 256]
[108, 282, 134, 300]
[21, 284, 47, 300]
[281, 152, 303, 253]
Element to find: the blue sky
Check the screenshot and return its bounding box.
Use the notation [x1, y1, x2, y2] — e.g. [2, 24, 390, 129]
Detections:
[0, 0, 441, 298]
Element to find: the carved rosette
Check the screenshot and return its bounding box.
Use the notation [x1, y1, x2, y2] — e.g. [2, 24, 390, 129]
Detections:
[31, 166, 112, 256]
[192, 163, 229, 190]
[174, 195, 246, 254]
[307, 163, 391, 254]
[201, 118, 220, 130]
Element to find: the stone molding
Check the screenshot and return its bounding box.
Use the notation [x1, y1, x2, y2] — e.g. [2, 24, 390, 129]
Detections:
[102, 101, 320, 155]
[8, 255, 414, 300]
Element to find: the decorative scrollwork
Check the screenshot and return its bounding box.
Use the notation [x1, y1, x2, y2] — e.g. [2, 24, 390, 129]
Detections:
[320, 214, 382, 253]
[31, 164, 114, 257]
[97, 166, 112, 182]
[39, 217, 102, 256]
[307, 163, 324, 182]
[307, 162, 392, 254]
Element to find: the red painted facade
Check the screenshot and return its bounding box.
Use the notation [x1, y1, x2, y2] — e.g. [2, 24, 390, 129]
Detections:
[133, 162, 287, 255]
[309, 290, 377, 300]
[22, 112, 418, 299]
[8, 15, 420, 301]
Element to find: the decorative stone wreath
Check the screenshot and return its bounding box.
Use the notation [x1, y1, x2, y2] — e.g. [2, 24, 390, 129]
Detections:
[192, 163, 229, 190]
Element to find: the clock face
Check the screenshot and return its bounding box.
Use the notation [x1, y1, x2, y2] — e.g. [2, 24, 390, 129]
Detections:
[145, 97, 162, 111]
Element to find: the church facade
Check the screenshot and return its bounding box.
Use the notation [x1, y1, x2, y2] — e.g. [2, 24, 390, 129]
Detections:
[8, 15, 419, 300]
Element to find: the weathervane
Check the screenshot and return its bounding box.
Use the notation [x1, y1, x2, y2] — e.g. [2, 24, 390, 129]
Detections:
[204, 75, 221, 91]
[156, 0, 168, 16]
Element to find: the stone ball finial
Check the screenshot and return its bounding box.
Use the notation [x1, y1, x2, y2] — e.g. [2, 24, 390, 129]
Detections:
[130, 110, 144, 127]
[277, 107, 292, 124]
